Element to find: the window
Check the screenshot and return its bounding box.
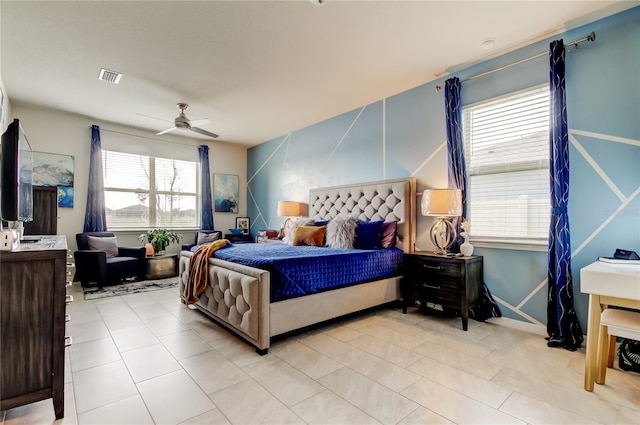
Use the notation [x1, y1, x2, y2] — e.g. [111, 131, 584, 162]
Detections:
[462, 85, 550, 245]
[103, 150, 199, 229]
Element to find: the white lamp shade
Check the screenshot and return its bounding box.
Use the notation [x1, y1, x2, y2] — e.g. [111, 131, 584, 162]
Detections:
[277, 201, 308, 217]
[421, 189, 462, 217]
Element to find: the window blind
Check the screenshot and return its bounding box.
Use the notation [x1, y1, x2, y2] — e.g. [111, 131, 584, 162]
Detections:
[463, 85, 550, 243]
[102, 150, 198, 229]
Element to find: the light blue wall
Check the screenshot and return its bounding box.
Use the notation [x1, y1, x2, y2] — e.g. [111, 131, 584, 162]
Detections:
[247, 7, 640, 331]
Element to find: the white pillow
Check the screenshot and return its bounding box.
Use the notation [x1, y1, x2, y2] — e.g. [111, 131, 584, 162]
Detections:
[87, 236, 119, 258]
[282, 217, 314, 245]
[325, 216, 357, 249]
[197, 231, 220, 245]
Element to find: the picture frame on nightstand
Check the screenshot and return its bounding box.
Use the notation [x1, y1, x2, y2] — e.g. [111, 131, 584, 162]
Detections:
[236, 217, 250, 234]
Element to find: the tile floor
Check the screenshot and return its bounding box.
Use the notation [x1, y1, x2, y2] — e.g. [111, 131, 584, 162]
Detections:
[1, 282, 639, 425]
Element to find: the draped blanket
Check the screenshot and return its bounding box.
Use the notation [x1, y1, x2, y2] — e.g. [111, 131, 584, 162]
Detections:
[184, 239, 231, 304]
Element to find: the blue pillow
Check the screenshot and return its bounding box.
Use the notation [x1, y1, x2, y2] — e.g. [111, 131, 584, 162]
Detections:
[354, 220, 384, 249]
[314, 220, 330, 226]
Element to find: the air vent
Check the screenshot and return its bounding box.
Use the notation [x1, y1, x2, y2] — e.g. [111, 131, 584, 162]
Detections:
[98, 68, 122, 84]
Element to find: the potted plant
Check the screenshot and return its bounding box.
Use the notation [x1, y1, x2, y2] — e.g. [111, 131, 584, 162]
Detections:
[138, 229, 183, 255]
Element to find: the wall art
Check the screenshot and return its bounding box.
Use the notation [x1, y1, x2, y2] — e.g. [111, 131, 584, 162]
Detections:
[32, 151, 75, 208]
[214, 173, 239, 213]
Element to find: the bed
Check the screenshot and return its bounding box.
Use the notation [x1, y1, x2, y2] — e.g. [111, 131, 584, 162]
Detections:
[178, 177, 416, 354]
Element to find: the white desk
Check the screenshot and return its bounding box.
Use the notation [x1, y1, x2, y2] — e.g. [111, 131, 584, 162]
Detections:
[580, 261, 640, 391]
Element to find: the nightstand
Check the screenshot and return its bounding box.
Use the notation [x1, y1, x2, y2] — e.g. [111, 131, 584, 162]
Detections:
[225, 233, 253, 244]
[401, 253, 483, 331]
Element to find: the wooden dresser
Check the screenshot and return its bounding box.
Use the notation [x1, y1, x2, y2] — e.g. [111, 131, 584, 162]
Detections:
[401, 253, 483, 331]
[23, 186, 59, 236]
[0, 235, 68, 419]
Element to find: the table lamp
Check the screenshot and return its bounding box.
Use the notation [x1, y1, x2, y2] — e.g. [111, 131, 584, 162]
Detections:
[421, 189, 462, 256]
[277, 201, 308, 239]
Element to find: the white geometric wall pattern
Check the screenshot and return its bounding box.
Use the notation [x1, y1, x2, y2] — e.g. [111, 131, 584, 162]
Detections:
[247, 7, 639, 330]
[489, 128, 640, 326]
[248, 101, 448, 232]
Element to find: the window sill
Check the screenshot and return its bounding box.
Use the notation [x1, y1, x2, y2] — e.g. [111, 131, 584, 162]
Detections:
[469, 238, 547, 252]
[108, 227, 200, 233]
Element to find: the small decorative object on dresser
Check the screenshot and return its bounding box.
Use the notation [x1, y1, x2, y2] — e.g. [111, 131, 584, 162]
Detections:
[401, 253, 483, 331]
[236, 217, 250, 234]
[459, 219, 474, 256]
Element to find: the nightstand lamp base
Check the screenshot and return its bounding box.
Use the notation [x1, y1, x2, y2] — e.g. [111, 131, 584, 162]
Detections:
[429, 217, 457, 256]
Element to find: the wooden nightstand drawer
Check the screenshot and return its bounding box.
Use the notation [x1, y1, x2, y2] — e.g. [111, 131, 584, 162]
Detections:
[225, 234, 253, 244]
[401, 253, 483, 331]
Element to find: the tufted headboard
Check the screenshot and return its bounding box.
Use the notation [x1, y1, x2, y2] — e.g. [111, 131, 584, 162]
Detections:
[308, 178, 416, 253]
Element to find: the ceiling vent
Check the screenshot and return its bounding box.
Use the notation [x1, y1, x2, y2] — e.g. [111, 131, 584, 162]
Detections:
[98, 68, 122, 84]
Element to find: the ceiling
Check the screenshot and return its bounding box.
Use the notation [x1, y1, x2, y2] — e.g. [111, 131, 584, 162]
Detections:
[2, 1, 637, 147]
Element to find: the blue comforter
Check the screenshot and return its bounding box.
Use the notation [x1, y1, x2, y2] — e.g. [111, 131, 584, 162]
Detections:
[213, 242, 403, 302]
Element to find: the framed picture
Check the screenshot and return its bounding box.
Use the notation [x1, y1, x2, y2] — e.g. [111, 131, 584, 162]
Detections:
[214, 173, 239, 213]
[32, 151, 75, 208]
[236, 217, 250, 234]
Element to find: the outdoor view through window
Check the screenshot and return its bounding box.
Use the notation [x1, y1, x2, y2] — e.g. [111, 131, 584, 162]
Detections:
[102, 150, 198, 229]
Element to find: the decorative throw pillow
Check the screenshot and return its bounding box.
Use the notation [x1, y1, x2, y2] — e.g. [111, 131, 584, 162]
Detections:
[283, 217, 314, 245]
[379, 221, 398, 248]
[325, 216, 357, 249]
[197, 231, 220, 245]
[292, 226, 326, 247]
[87, 236, 118, 258]
[354, 220, 384, 250]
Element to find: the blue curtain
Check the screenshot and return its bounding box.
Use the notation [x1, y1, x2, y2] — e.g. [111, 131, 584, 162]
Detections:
[445, 77, 467, 219]
[83, 125, 107, 232]
[546, 40, 583, 351]
[445, 77, 467, 253]
[198, 145, 214, 230]
[444, 77, 501, 321]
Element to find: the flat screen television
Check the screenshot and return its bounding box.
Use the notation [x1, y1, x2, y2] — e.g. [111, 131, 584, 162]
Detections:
[1, 118, 34, 222]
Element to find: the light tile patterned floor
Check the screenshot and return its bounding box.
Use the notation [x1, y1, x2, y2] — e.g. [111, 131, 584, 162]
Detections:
[1, 283, 639, 425]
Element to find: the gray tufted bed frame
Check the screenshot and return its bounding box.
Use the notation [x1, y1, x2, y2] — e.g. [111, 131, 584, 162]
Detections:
[178, 178, 416, 354]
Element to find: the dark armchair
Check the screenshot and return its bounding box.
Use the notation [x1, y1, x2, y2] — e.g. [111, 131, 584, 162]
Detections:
[74, 232, 146, 287]
[181, 230, 222, 252]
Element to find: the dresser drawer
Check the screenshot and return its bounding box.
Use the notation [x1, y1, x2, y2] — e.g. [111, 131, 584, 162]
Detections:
[403, 256, 462, 278]
[403, 281, 461, 308]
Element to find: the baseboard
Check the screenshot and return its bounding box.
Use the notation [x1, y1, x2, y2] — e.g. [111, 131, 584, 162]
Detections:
[487, 316, 547, 336]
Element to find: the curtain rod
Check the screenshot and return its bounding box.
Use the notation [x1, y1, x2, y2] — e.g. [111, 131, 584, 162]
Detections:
[435, 31, 596, 92]
[99, 127, 204, 148]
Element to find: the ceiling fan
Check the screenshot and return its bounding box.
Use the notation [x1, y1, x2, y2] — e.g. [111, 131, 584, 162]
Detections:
[146, 103, 219, 139]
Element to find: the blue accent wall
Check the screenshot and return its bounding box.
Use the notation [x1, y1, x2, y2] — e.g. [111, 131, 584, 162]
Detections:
[248, 7, 640, 332]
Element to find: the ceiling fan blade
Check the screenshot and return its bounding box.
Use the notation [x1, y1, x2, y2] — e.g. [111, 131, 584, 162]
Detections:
[189, 118, 213, 127]
[137, 113, 173, 124]
[157, 127, 177, 136]
[191, 127, 219, 138]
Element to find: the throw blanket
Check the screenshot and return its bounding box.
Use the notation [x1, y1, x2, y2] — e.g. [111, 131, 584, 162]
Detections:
[184, 239, 231, 304]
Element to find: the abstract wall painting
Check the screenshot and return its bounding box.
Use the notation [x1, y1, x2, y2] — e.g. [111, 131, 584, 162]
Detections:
[32, 151, 75, 208]
[214, 173, 239, 213]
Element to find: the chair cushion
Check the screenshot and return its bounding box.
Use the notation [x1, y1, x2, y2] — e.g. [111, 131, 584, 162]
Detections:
[87, 236, 119, 258]
[601, 309, 640, 341]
